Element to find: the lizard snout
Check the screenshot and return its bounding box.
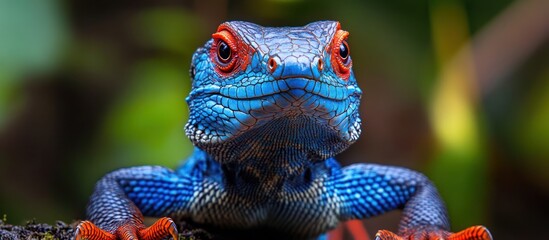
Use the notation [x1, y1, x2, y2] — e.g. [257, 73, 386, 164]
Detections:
[268, 55, 323, 81]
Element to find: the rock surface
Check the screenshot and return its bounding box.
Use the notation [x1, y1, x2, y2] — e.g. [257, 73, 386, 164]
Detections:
[0, 220, 213, 240]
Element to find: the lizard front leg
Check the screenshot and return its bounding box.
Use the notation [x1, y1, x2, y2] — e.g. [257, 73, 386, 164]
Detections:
[333, 164, 492, 240]
[75, 166, 196, 240]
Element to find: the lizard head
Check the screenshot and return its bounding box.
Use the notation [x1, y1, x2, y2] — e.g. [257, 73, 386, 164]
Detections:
[186, 21, 362, 166]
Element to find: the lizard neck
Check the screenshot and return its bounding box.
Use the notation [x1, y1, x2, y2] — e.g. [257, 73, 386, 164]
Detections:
[219, 152, 333, 195]
[198, 116, 349, 192]
[200, 116, 349, 172]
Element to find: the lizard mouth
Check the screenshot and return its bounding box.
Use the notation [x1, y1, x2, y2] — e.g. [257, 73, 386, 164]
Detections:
[188, 77, 361, 101]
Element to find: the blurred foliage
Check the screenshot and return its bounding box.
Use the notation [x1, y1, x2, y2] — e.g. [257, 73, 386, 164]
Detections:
[97, 8, 198, 168]
[0, 0, 547, 239]
[428, 0, 488, 228]
[100, 59, 190, 166]
[515, 66, 549, 188]
[0, 0, 66, 127]
[0, 0, 66, 72]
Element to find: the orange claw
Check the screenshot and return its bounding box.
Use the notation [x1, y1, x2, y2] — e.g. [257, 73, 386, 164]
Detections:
[374, 225, 492, 240]
[75, 217, 178, 240]
[448, 226, 492, 240]
[139, 217, 179, 240]
[75, 221, 116, 240]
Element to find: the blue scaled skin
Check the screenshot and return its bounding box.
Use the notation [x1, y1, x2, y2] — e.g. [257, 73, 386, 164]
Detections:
[79, 21, 455, 240]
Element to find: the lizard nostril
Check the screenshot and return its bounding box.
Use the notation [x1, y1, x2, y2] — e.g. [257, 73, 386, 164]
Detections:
[317, 58, 324, 71]
[268, 57, 277, 73]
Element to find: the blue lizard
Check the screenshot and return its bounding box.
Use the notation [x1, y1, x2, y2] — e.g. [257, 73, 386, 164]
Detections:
[74, 21, 492, 240]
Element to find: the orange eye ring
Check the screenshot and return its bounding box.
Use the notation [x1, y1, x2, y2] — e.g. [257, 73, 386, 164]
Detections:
[330, 29, 352, 80]
[211, 30, 238, 73]
[210, 25, 255, 77]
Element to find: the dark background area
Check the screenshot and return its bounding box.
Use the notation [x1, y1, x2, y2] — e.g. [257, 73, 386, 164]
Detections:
[0, 0, 548, 239]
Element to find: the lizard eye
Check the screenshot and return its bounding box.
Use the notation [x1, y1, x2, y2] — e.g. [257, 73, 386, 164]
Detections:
[217, 41, 231, 63]
[210, 24, 254, 77]
[330, 29, 352, 80]
[211, 30, 238, 73]
[339, 41, 349, 62]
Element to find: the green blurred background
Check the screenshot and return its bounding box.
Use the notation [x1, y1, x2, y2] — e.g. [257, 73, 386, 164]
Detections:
[0, 0, 547, 239]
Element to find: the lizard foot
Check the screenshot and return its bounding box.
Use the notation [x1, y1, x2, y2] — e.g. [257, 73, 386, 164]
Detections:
[75, 217, 178, 240]
[374, 225, 492, 240]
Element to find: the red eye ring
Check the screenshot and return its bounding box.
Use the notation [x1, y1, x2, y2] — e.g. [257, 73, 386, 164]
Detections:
[211, 30, 238, 73]
[330, 29, 352, 80]
[210, 24, 255, 77]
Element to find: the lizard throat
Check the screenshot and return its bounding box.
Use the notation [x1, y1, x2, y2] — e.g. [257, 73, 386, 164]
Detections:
[190, 115, 352, 173]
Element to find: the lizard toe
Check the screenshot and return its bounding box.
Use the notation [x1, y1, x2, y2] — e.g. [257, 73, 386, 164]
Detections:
[374, 225, 492, 240]
[75, 217, 178, 240]
[448, 225, 492, 240]
[75, 220, 116, 240]
[138, 217, 179, 240]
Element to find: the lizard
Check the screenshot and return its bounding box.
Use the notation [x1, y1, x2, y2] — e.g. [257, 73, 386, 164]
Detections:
[74, 21, 493, 240]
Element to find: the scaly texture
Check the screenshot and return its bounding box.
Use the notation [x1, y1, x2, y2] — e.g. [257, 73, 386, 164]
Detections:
[76, 21, 492, 240]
